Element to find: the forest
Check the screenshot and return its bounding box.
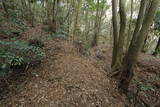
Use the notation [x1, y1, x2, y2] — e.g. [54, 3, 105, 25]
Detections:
[0, 0, 160, 106]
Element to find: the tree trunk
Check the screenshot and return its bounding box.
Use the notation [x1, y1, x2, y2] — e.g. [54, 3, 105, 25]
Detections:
[126, 0, 133, 50]
[110, 23, 113, 45]
[84, 7, 89, 41]
[28, 0, 34, 27]
[2, 0, 9, 17]
[55, 0, 63, 33]
[118, 0, 159, 93]
[111, 0, 119, 67]
[129, 0, 147, 46]
[73, 0, 82, 41]
[47, 0, 57, 33]
[153, 37, 160, 56]
[112, 0, 127, 72]
[68, 0, 74, 38]
[91, 0, 100, 47]
[21, 0, 27, 9]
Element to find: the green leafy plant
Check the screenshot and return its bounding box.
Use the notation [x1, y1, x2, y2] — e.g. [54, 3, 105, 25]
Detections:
[0, 40, 45, 77]
[28, 39, 45, 48]
[132, 79, 155, 91]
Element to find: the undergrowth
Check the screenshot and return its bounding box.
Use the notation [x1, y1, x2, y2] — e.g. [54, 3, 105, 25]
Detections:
[0, 40, 45, 77]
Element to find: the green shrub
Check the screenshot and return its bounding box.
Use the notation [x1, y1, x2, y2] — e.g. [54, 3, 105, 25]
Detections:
[0, 6, 28, 39]
[28, 38, 45, 48]
[155, 9, 160, 31]
[0, 40, 45, 77]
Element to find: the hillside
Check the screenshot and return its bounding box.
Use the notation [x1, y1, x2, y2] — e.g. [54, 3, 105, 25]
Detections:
[0, 42, 127, 106]
[0, 26, 160, 107]
[1, 0, 160, 107]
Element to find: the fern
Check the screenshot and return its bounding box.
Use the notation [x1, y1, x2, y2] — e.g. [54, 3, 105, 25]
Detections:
[0, 40, 45, 77]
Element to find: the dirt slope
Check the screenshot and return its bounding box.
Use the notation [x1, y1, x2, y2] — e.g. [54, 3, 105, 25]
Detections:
[1, 26, 159, 107]
[89, 45, 160, 107]
[0, 39, 128, 107]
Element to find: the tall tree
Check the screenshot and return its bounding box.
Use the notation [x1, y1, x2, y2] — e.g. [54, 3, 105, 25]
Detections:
[83, 3, 90, 42]
[113, 0, 127, 70]
[129, 0, 147, 46]
[73, 0, 82, 41]
[111, 0, 127, 74]
[111, 0, 147, 73]
[111, 0, 119, 67]
[91, 0, 105, 47]
[91, 0, 100, 47]
[28, 0, 35, 27]
[126, 0, 133, 49]
[118, 0, 159, 93]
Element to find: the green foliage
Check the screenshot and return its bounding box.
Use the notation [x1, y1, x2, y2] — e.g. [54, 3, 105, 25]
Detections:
[0, 29, 21, 38]
[28, 38, 45, 48]
[0, 40, 45, 77]
[47, 31, 69, 40]
[85, 0, 109, 11]
[0, 1, 28, 39]
[155, 9, 160, 31]
[132, 79, 155, 91]
[140, 85, 155, 91]
[48, 76, 63, 82]
[0, 19, 28, 39]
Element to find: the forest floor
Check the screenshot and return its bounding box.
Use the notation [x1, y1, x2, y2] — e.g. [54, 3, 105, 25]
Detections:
[0, 25, 160, 107]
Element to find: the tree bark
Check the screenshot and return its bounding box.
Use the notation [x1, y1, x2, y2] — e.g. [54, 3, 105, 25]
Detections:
[91, 0, 100, 47]
[84, 6, 89, 41]
[153, 37, 160, 56]
[111, 0, 119, 67]
[92, 0, 104, 47]
[118, 0, 159, 93]
[112, 0, 127, 71]
[73, 0, 82, 41]
[28, 0, 34, 27]
[129, 0, 147, 46]
[126, 0, 133, 50]
[47, 0, 57, 33]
